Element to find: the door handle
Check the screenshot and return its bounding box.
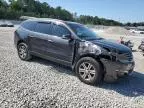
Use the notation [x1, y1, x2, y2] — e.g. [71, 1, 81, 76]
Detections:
[29, 35, 35, 38]
[47, 39, 53, 42]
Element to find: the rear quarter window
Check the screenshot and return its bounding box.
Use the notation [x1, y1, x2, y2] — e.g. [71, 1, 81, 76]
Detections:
[21, 21, 36, 31]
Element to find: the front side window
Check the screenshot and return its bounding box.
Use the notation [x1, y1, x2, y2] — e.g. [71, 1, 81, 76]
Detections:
[35, 22, 52, 35]
[52, 24, 70, 37]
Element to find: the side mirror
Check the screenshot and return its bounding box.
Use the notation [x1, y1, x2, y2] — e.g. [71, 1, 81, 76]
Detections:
[62, 34, 72, 40]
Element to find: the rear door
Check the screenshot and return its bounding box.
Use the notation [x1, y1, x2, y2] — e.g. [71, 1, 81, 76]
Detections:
[28, 22, 53, 55]
[46, 23, 75, 63]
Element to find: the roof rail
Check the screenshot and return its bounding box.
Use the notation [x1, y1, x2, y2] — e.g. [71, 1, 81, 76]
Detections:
[20, 16, 37, 20]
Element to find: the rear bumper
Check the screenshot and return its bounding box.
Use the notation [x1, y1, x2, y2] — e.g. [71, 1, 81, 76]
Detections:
[14, 31, 19, 48]
[101, 58, 135, 82]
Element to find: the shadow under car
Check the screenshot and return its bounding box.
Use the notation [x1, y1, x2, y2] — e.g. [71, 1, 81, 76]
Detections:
[31, 57, 144, 97]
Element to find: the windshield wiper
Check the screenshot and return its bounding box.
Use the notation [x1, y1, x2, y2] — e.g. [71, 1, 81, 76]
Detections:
[97, 37, 104, 40]
[87, 38, 103, 40]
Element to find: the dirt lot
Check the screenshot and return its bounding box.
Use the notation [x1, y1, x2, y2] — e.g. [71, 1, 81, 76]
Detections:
[0, 27, 144, 108]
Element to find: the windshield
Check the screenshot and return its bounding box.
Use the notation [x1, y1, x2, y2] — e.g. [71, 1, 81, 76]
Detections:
[67, 23, 102, 40]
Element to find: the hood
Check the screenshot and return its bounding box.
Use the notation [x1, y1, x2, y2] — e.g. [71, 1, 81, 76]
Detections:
[89, 39, 131, 53]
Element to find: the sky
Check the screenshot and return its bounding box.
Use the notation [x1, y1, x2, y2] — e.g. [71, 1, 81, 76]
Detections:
[40, 0, 144, 23]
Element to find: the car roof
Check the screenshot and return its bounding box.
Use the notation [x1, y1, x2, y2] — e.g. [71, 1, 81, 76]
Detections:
[26, 18, 81, 25]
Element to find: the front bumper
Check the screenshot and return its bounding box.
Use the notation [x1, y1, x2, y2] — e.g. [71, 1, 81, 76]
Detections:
[101, 58, 135, 82]
[140, 45, 144, 50]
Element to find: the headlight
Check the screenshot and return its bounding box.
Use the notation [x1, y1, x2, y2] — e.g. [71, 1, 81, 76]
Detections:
[100, 47, 118, 61]
[101, 47, 115, 56]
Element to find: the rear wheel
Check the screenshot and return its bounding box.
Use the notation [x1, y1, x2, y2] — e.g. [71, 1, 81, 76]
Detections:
[75, 57, 103, 85]
[17, 42, 32, 61]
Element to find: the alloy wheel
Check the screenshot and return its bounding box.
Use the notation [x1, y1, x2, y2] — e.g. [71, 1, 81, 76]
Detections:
[79, 62, 96, 81]
[18, 45, 27, 59]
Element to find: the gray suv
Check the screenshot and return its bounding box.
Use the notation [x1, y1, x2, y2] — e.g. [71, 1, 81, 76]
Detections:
[14, 18, 135, 85]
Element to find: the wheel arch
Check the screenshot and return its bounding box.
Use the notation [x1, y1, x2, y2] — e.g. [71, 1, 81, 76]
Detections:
[17, 40, 28, 48]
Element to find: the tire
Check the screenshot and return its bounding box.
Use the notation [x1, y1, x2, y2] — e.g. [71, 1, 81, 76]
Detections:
[17, 42, 32, 61]
[75, 57, 103, 85]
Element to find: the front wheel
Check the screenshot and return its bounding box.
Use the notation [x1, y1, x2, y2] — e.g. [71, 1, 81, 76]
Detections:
[75, 57, 103, 85]
[17, 42, 32, 61]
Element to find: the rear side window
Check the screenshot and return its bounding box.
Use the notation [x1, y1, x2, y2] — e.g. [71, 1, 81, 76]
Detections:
[52, 24, 70, 37]
[35, 22, 52, 35]
[21, 21, 36, 31]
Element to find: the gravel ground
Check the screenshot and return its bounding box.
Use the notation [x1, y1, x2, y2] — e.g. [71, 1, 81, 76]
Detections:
[0, 27, 144, 108]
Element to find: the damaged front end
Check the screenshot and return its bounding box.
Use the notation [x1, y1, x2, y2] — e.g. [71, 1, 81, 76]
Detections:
[77, 40, 135, 82]
[100, 47, 135, 82]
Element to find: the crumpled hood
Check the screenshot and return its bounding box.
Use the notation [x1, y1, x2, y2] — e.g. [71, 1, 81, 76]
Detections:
[89, 39, 131, 53]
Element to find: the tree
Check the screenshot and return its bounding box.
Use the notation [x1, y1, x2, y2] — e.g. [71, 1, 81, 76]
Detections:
[0, 0, 125, 26]
[0, 0, 8, 8]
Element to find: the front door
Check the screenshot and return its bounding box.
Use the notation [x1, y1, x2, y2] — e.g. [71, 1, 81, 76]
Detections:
[45, 23, 75, 63]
